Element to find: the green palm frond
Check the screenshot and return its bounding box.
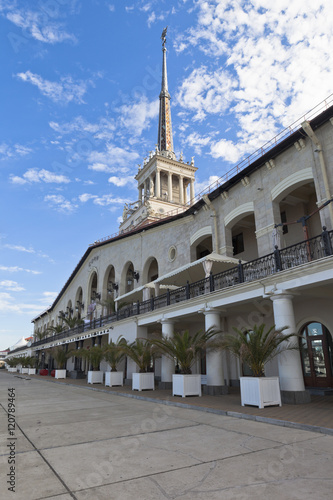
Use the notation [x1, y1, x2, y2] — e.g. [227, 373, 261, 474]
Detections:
[220, 324, 299, 377]
[152, 327, 220, 374]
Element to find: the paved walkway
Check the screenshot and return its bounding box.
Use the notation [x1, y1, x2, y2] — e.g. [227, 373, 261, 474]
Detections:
[1, 371, 332, 500]
[22, 372, 333, 434]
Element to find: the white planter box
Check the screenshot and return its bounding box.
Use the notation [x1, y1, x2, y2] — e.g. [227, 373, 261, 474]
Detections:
[88, 371, 104, 384]
[240, 376, 282, 409]
[55, 369, 66, 379]
[172, 374, 202, 397]
[28, 368, 36, 375]
[8, 368, 17, 373]
[21, 368, 29, 374]
[132, 372, 155, 391]
[105, 371, 123, 387]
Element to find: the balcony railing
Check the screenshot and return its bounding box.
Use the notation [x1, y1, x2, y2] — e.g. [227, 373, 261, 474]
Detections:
[32, 227, 333, 348]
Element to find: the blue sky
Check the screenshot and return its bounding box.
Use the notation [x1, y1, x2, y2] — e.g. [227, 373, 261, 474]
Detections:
[1, 0, 332, 349]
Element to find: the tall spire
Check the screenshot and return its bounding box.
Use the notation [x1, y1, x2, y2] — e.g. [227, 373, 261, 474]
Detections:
[158, 27, 174, 156]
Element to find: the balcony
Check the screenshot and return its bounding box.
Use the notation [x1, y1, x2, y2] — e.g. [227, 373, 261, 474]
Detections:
[32, 227, 333, 348]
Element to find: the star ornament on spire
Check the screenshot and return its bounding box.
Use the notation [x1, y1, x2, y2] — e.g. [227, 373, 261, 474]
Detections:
[161, 26, 168, 47]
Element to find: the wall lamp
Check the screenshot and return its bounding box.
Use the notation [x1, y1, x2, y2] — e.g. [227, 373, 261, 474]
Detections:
[92, 291, 101, 300]
[108, 281, 119, 292]
[66, 306, 73, 315]
[128, 269, 140, 283]
[76, 301, 84, 312]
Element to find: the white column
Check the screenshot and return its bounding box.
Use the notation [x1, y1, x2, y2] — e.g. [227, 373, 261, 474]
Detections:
[203, 308, 224, 388]
[160, 319, 175, 384]
[184, 180, 188, 204]
[156, 169, 161, 199]
[270, 292, 306, 393]
[168, 172, 173, 201]
[190, 179, 195, 202]
[138, 185, 143, 204]
[179, 176, 184, 204]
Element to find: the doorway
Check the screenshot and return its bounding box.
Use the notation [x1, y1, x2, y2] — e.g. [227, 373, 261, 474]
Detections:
[300, 322, 333, 387]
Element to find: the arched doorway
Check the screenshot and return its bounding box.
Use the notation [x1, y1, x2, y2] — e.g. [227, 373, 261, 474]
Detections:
[300, 322, 333, 388]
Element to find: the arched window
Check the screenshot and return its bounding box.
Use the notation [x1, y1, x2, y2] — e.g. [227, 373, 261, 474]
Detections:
[300, 322, 333, 388]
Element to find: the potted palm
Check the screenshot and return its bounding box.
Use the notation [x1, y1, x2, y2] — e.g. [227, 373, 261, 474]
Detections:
[51, 348, 68, 379]
[19, 356, 31, 374]
[26, 356, 37, 375]
[6, 357, 19, 372]
[104, 337, 127, 387]
[75, 346, 105, 384]
[220, 324, 299, 408]
[152, 328, 219, 397]
[122, 338, 155, 391]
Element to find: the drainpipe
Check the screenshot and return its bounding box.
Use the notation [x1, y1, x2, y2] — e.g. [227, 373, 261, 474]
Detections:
[301, 121, 333, 227]
[202, 194, 219, 254]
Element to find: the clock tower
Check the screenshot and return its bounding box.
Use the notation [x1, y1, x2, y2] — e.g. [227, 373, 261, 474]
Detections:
[119, 27, 197, 231]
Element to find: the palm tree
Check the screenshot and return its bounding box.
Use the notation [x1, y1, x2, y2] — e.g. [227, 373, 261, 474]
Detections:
[62, 316, 84, 330]
[51, 348, 69, 370]
[35, 331, 47, 342]
[122, 338, 155, 373]
[74, 346, 105, 371]
[152, 327, 220, 375]
[6, 357, 20, 368]
[46, 324, 66, 336]
[220, 324, 299, 377]
[103, 336, 127, 371]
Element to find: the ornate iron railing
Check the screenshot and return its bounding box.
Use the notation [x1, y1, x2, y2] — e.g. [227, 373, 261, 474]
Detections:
[32, 227, 333, 348]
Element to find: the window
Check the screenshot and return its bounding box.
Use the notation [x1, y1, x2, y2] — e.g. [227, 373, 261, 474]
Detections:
[232, 232, 244, 255]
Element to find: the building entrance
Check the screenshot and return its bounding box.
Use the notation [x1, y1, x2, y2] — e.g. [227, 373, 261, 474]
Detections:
[300, 322, 333, 388]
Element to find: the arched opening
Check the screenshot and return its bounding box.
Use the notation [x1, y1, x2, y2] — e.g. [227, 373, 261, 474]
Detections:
[190, 227, 213, 262]
[231, 213, 258, 261]
[102, 265, 116, 315]
[66, 300, 73, 319]
[277, 182, 320, 247]
[300, 322, 333, 388]
[75, 287, 84, 319]
[195, 236, 213, 260]
[122, 262, 135, 294]
[143, 257, 159, 284]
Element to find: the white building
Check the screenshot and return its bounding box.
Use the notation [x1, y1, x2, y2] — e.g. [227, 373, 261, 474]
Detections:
[15, 31, 333, 403]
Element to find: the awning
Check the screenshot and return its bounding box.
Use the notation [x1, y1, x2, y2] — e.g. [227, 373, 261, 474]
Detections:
[154, 252, 241, 287]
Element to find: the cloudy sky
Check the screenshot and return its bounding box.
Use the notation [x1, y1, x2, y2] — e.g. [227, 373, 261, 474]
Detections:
[0, 0, 332, 349]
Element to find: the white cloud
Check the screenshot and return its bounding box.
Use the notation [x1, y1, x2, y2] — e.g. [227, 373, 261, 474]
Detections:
[0, 292, 47, 315]
[195, 175, 221, 196]
[0, 265, 41, 275]
[176, 66, 236, 121]
[10, 168, 70, 185]
[3, 5, 77, 45]
[16, 71, 90, 105]
[117, 96, 159, 136]
[108, 176, 136, 188]
[0, 280, 25, 292]
[4, 244, 34, 253]
[44, 194, 77, 214]
[79, 193, 129, 207]
[181, 132, 213, 155]
[88, 144, 139, 169]
[0, 142, 32, 160]
[176, 1, 333, 163]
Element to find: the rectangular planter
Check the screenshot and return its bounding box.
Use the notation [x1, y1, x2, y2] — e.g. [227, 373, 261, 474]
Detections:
[105, 371, 123, 387]
[240, 376, 282, 409]
[55, 369, 66, 379]
[132, 372, 155, 391]
[28, 368, 36, 375]
[8, 368, 17, 373]
[87, 371, 104, 384]
[21, 368, 29, 374]
[172, 374, 202, 397]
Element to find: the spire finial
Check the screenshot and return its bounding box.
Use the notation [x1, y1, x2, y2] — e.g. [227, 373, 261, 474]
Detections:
[158, 26, 175, 156]
[161, 26, 168, 48]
